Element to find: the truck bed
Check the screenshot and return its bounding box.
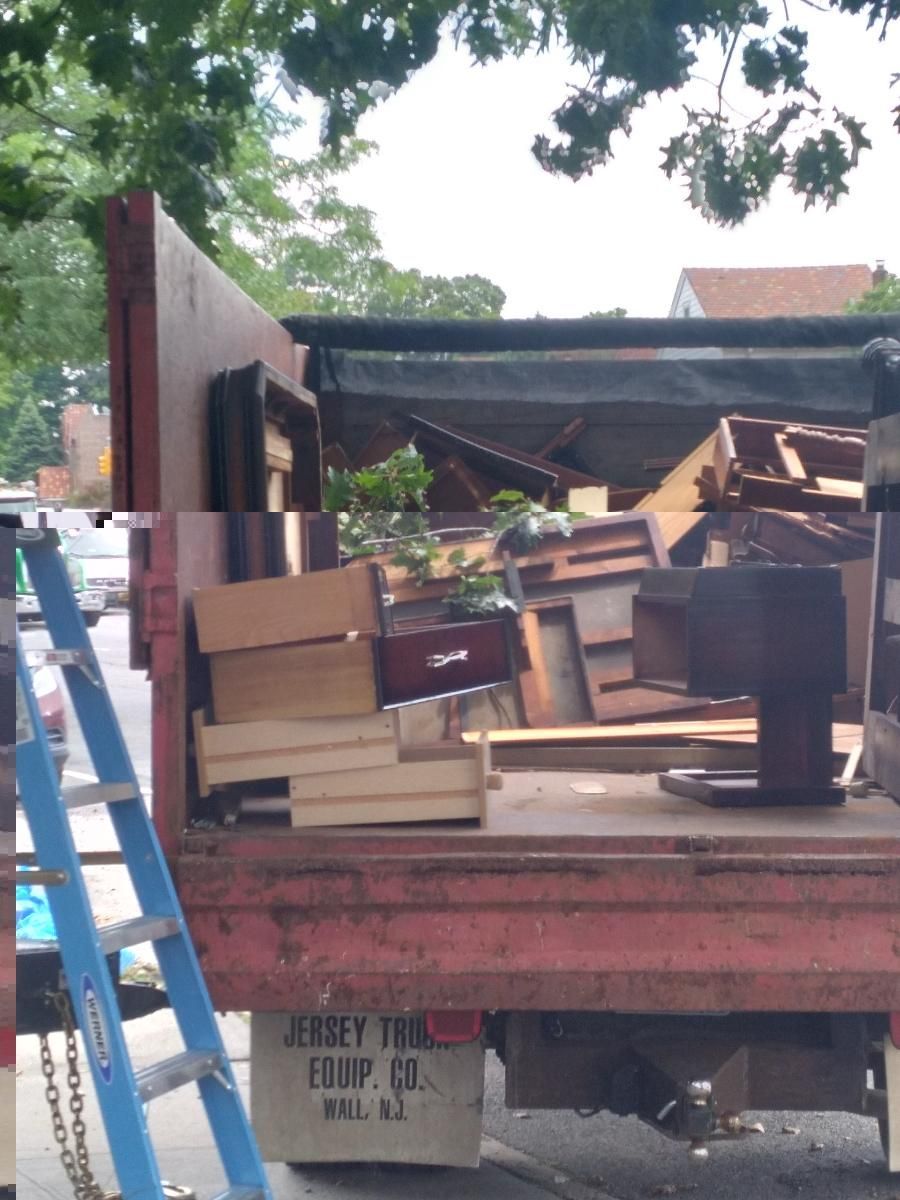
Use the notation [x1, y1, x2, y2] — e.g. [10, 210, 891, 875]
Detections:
[175, 772, 900, 1015]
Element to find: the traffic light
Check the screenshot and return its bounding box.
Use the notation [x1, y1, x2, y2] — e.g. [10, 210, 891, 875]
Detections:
[98, 446, 112, 476]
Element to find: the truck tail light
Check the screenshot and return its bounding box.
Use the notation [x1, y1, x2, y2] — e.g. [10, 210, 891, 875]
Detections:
[425, 1010, 483, 1044]
[0, 1027, 13, 1068]
[890, 1012, 900, 1050]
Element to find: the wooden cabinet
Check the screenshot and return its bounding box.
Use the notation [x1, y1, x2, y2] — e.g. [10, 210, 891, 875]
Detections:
[632, 566, 847, 698]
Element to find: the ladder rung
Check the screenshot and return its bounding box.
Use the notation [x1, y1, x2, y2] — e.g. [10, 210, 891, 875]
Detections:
[62, 783, 138, 809]
[136, 1049, 225, 1103]
[98, 915, 180, 955]
[210, 1190, 266, 1200]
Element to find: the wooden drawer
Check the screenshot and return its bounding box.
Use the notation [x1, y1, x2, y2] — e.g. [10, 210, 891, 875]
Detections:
[377, 619, 514, 708]
[210, 638, 379, 723]
[290, 740, 492, 828]
[633, 567, 847, 697]
[193, 709, 399, 795]
[193, 564, 383, 653]
[210, 619, 515, 723]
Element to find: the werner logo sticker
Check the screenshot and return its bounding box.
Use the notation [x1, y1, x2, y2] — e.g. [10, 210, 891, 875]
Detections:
[81, 976, 113, 1085]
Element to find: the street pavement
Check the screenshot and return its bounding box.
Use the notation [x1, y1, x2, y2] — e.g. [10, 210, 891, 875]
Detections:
[15, 613, 897, 1199]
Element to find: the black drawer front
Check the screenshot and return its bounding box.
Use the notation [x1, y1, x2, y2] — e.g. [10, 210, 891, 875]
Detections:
[377, 619, 513, 708]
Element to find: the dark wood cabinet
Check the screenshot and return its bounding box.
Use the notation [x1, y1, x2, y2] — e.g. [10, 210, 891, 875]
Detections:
[632, 566, 848, 807]
[632, 566, 847, 697]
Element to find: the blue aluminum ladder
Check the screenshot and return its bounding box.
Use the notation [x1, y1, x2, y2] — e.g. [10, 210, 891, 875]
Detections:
[14, 528, 271, 1200]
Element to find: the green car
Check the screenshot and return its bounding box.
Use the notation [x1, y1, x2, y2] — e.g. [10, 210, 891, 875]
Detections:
[15, 545, 107, 627]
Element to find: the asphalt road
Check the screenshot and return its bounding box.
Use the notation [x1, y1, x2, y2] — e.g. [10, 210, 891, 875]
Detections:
[16, 612, 897, 1199]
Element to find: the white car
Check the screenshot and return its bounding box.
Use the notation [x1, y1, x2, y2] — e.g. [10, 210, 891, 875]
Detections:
[62, 528, 130, 607]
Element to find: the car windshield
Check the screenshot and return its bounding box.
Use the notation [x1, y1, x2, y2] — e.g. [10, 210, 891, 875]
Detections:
[66, 530, 129, 558]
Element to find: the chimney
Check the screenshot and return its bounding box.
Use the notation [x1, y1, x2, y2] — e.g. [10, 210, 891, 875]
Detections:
[873, 259, 887, 285]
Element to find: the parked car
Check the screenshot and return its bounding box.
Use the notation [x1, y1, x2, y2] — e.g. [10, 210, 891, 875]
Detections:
[30, 661, 68, 779]
[62, 528, 130, 607]
[15, 547, 106, 626]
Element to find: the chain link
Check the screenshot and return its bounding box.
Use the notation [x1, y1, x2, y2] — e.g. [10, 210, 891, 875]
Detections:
[38, 991, 120, 1200]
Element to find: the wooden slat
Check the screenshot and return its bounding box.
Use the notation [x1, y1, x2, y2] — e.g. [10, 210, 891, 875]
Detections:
[462, 718, 760, 747]
[193, 566, 379, 652]
[774, 432, 809, 482]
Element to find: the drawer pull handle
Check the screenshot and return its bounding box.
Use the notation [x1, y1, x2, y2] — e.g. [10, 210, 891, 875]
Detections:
[425, 650, 469, 669]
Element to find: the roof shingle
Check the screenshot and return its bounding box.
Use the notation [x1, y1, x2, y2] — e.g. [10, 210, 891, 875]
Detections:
[683, 264, 873, 318]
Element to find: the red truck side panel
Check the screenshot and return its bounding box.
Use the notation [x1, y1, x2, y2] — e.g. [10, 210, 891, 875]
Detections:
[106, 192, 309, 511]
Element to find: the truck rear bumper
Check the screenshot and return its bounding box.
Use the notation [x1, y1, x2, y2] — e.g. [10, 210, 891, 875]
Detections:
[175, 845, 900, 1014]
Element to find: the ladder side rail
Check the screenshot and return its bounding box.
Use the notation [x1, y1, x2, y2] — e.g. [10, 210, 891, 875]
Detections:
[15, 628, 166, 1193]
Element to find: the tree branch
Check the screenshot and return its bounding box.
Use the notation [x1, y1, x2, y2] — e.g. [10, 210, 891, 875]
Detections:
[718, 27, 743, 118]
[11, 96, 83, 139]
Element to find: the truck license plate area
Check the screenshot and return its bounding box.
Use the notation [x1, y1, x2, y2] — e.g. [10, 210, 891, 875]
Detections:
[250, 1012, 485, 1166]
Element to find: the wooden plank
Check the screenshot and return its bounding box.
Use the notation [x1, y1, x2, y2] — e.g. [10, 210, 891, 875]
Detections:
[519, 609, 556, 727]
[353, 422, 412, 469]
[321, 443, 353, 474]
[426, 455, 495, 509]
[289, 739, 490, 828]
[536, 417, 586, 458]
[195, 710, 399, 788]
[193, 566, 379, 652]
[533, 601, 594, 724]
[636, 432, 717, 513]
[462, 718, 760, 747]
[774, 432, 809, 482]
[490, 745, 759, 771]
[210, 638, 379, 723]
[813, 476, 864, 499]
[193, 708, 212, 797]
[265, 423, 294, 473]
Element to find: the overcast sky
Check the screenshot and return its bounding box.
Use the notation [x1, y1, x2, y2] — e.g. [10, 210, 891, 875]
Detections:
[286, 8, 899, 318]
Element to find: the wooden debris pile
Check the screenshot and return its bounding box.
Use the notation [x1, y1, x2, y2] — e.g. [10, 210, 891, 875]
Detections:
[323, 412, 649, 510]
[639, 416, 867, 512]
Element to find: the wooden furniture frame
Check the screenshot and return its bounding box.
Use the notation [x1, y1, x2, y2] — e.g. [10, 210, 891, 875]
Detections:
[633, 566, 848, 807]
[210, 359, 321, 511]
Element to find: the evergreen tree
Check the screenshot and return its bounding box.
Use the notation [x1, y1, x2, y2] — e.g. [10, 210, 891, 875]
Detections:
[2, 396, 53, 483]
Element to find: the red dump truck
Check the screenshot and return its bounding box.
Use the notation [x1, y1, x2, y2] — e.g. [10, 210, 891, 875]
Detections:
[128, 510, 899, 1171]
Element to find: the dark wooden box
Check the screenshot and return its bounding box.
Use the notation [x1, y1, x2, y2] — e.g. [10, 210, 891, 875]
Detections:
[632, 567, 847, 698]
[377, 618, 515, 709]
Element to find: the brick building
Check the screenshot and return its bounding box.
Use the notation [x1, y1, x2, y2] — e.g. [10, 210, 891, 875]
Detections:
[61, 404, 110, 492]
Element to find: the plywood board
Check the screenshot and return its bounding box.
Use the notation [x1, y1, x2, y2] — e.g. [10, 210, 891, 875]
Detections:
[839, 556, 874, 688]
[194, 709, 399, 795]
[462, 718, 759, 747]
[194, 566, 379, 652]
[211, 638, 379, 724]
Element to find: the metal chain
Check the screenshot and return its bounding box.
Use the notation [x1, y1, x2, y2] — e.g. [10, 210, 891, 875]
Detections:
[38, 991, 118, 1200]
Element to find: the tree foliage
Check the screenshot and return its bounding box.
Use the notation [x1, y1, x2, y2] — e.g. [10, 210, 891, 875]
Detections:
[2, 0, 896, 249]
[848, 272, 900, 313]
[2, 393, 53, 481]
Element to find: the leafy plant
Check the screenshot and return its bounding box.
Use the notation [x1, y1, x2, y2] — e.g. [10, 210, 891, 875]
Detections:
[490, 490, 576, 554]
[443, 574, 521, 622]
[390, 537, 443, 586]
[324, 445, 433, 513]
[446, 546, 487, 573]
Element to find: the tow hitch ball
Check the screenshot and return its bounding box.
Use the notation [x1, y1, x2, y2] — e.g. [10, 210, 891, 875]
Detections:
[658, 1080, 715, 1161]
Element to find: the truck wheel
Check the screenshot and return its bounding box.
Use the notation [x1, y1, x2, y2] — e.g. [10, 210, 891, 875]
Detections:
[83, 612, 102, 627]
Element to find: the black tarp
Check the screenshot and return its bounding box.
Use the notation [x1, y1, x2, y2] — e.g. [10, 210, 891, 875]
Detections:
[317, 353, 872, 488]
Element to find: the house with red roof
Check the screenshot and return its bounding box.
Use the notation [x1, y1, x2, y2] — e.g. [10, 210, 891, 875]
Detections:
[661, 262, 882, 358]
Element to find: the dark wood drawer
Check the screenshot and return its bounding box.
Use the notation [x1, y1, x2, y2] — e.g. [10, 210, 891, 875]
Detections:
[376, 619, 514, 708]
